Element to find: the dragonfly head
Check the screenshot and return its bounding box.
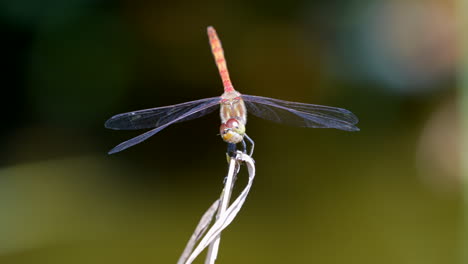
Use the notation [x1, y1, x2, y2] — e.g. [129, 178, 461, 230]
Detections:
[220, 118, 245, 144]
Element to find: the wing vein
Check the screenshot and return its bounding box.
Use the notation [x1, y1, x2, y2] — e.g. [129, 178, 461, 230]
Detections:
[107, 98, 220, 154]
[242, 94, 359, 131]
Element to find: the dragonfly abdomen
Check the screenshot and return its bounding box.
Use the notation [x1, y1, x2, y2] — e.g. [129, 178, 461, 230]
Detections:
[207, 26, 234, 93]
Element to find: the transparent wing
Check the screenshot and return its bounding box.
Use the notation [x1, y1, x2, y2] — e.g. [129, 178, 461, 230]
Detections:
[105, 97, 221, 154]
[105, 97, 221, 130]
[242, 94, 359, 131]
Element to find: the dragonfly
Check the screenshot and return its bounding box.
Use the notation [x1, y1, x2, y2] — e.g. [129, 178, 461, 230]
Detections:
[105, 26, 359, 155]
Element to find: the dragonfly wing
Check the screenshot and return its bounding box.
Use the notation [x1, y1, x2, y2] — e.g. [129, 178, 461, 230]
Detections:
[242, 94, 359, 131]
[108, 124, 171, 154]
[106, 97, 221, 154]
[105, 97, 221, 130]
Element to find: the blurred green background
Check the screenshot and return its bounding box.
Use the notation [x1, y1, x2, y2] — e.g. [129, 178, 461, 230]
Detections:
[0, 0, 460, 263]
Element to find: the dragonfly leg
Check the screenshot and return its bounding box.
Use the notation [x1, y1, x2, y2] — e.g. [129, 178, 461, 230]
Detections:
[244, 134, 255, 157]
[241, 139, 247, 154]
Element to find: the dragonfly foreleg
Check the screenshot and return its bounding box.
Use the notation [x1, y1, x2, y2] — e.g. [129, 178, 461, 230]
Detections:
[241, 140, 247, 154]
[244, 134, 254, 157]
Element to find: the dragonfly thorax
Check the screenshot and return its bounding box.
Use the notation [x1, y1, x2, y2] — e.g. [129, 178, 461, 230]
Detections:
[220, 118, 245, 144]
[220, 90, 247, 125]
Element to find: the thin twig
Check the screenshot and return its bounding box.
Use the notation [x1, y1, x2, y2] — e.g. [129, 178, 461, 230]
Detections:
[177, 200, 220, 264]
[179, 152, 255, 264]
[205, 156, 238, 264]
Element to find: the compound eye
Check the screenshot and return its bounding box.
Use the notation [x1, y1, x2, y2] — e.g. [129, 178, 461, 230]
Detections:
[219, 123, 228, 134]
[225, 118, 239, 128]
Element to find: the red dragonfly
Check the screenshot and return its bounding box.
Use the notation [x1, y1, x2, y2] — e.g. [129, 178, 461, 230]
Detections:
[105, 26, 359, 155]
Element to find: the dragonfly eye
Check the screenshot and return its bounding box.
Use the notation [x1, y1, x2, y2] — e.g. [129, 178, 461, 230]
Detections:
[225, 118, 239, 128]
[219, 123, 229, 135]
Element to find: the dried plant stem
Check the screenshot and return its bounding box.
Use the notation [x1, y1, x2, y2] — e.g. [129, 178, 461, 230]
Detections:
[205, 156, 238, 264]
[177, 151, 255, 264]
[177, 200, 220, 264]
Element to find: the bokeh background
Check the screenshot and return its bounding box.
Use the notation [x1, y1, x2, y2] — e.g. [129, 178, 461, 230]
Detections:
[0, 0, 461, 263]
